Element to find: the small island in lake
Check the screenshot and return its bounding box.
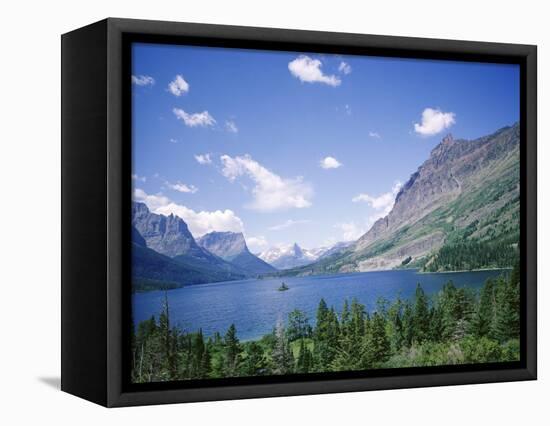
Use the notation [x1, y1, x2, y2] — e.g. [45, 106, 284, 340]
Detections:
[277, 282, 289, 291]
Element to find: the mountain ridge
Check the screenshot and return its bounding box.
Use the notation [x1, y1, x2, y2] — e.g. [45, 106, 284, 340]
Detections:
[259, 241, 352, 270]
[270, 123, 520, 276]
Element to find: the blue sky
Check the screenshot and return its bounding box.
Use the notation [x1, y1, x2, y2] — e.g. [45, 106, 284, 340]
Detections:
[131, 42, 519, 252]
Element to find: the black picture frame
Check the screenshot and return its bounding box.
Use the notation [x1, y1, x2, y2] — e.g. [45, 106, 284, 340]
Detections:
[61, 17, 537, 407]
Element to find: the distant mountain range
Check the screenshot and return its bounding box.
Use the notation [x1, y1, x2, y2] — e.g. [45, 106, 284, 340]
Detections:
[258, 242, 352, 270]
[132, 202, 274, 291]
[272, 123, 520, 276]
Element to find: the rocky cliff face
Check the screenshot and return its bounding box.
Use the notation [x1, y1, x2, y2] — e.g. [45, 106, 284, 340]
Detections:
[197, 232, 248, 261]
[132, 201, 207, 259]
[197, 231, 276, 274]
[350, 123, 520, 271]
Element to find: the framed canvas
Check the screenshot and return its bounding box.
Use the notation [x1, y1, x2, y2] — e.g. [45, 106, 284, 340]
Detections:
[61, 18, 537, 407]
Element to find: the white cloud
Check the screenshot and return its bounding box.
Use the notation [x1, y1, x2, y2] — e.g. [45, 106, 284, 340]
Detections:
[173, 108, 216, 127]
[288, 55, 341, 87]
[414, 108, 456, 136]
[334, 221, 366, 242]
[165, 181, 198, 194]
[352, 181, 402, 218]
[194, 153, 212, 165]
[134, 188, 244, 237]
[338, 61, 352, 75]
[132, 75, 155, 86]
[320, 156, 342, 169]
[369, 131, 381, 139]
[344, 104, 352, 115]
[268, 219, 311, 231]
[169, 138, 178, 144]
[246, 236, 268, 252]
[220, 154, 313, 211]
[168, 75, 190, 96]
[225, 120, 238, 133]
[131, 174, 147, 182]
[133, 188, 171, 211]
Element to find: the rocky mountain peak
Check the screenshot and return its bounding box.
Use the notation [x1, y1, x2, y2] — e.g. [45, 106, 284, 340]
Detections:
[197, 231, 249, 260]
[131, 201, 203, 258]
[292, 243, 303, 256]
[197, 231, 276, 274]
[441, 133, 454, 145]
[355, 124, 519, 255]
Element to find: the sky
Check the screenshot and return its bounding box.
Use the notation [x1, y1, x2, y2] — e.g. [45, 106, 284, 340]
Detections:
[131, 42, 519, 253]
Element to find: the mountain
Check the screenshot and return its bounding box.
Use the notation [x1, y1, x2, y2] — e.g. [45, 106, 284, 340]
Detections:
[131, 202, 247, 289]
[197, 231, 276, 275]
[258, 243, 320, 270]
[313, 241, 354, 260]
[259, 241, 353, 270]
[276, 123, 520, 275]
[132, 201, 205, 258]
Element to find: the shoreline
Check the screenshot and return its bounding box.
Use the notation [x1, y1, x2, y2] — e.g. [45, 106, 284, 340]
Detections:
[134, 267, 513, 294]
[269, 265, 513, 279]
[417, 267, 513, 274]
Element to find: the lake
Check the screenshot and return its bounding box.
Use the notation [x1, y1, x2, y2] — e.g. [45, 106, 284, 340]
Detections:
[132, 269, 508, 341]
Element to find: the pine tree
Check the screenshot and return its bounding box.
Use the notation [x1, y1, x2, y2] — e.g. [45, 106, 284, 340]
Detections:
[327, 307, 341, 360]
[350, 299, 366, 342]
[412, 284, 430, 343]
[362, 312, 390, 368]
[313, 298, 331, 371]
[158, 292, 177, 379]
[340, 299, 350, 336]
[189, 329, 209, 378]
[201, 340, 212, 378]
[286, 309, 312, 342]
[438, 281, 459, 340]
[471, 278, 496, 338]
[271, 320, 294, 375]
[159, 293, 170, 354]
[491, 276, 520, 342]
[428, 306, 444, 342]
[387, 296, 404, 351]
[401, 302, 414, 347]
[295, 339, 313, 373]
[241, 341, 267, 376]
[508, 259, 521, 336]
[134, 316, 160, 383]
[223, 324, 241, 377]
[332, 300, 363, 371]
[315, 298, 329, 339]
[313, 305, 340, 372]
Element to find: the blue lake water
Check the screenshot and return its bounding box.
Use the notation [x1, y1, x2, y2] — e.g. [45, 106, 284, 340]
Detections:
[132, 269, 508, 341]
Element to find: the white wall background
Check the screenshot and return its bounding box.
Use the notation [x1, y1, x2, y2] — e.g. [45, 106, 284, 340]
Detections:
[0, 0, 546, 423]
